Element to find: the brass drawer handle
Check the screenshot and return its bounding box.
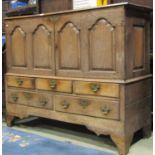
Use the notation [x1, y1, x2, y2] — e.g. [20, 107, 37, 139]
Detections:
[23, 92, 32, 100]
[90, 83, 101, 93]
[61, 100, 70, 109]
[49, 80, 57, 89]
[79, 100, 89, 109]
[40, 100, 48, 106]
[11, 95, 18, 102]
[101, 106, 111, 115]
[16, 78, 24, 86]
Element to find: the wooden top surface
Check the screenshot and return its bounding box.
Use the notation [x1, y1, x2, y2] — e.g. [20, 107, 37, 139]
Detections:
[5, 2, 152, 20]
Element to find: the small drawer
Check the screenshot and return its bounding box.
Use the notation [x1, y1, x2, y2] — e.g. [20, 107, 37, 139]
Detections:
[28, 93, 53, 109]
[7, 89, 53, 109]
[54, 95, 119, 120]
[74, 81, 119, 98]
[36, 78, 72, 93]
[7, 76, 35, 89]
[8, 89, 28, 105]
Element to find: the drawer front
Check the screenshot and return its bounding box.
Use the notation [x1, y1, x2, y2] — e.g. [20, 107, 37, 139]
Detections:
[74, 81, 119, 98]
[8, 89, 29, 105]
[36, 78, 72, 93]
[7, 76, 35, 89]
[7, 89, 53, 109]
[28, 93, 53, 109]
[54, 95, 119, 120]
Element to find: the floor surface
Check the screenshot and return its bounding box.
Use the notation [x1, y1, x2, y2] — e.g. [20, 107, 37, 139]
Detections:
[3, 118, 153, 155]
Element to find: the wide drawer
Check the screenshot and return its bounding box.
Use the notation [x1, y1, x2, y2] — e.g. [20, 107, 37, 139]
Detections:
[36, 78, 72, 93]
[7, 76, 35, 89]
[54, 95, 119, 120]
[74, 81, 120, 98]
[7, 89, 53, 109]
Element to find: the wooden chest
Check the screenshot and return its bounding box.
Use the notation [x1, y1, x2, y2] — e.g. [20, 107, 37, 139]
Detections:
[5, 3, 152, 155]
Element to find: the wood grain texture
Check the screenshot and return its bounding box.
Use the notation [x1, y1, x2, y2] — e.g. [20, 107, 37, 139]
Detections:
[5, 4, 151, 79]
[6, 114, 15, 127]
[54, 95, 120, 120]
[7, 76, 35, 89]
[36, 78, 72, 93]
[11, 27, 27, 67]
[89, 18, 115, 71]
[74, 81, 120, 98]
[33, 25, 53, 69]
[125, 11, 150, 79]
[4, 4, 152, 155]
[111, 134, 134, 155]
[133, 26, 144, 69]
[7, 89, 53, 109]
[58, 22, 81, 69]
[6, 103, 124, 135]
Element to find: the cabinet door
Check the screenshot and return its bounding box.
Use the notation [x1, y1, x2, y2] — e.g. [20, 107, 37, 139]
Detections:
[5, 17, 55, 75]
[84, 8, 125, 79]
[55, 7, 124, 79]
[31, 19, 55, 75]
[6, 24, 28, 72]
[55, 14, 85, 77]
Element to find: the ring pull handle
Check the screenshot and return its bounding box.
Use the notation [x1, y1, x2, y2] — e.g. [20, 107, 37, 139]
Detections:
[11, 94, 18, 102]
[101, 106, 111, 115]
[79, 100, 89, 109]
[49, 80, 57, 89]
[16, 78, 24, 86]
[61, 100, 70, 109]
[40, 99, 48, 106]
[90, 83, 101, 93]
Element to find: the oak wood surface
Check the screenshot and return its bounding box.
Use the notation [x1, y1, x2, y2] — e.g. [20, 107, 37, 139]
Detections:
[4, 4, 152, 155]
[7, 89, 53, 109]
[5, 4, 151, 79]
[74, 81, 120, 98]
[36, 78, 72, 93]
[54, 95, 119, 120]
[7, 76, 35, 89]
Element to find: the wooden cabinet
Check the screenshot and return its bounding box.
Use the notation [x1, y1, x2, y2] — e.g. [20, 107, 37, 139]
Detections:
[5, 4, 151, 79]
[5, 3, 152, 155]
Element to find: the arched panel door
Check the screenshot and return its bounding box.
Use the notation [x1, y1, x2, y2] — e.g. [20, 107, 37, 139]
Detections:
[11, 27, 27, 68]
[5, 17, 55, 75]
[32, 24, 55, 75]
[84, 13, 124, 79]
[89, 19, 115, 71]
[55, 15, 84, 77]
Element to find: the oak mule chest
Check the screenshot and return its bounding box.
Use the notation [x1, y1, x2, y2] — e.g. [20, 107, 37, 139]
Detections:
[5, 3, 152, 155]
